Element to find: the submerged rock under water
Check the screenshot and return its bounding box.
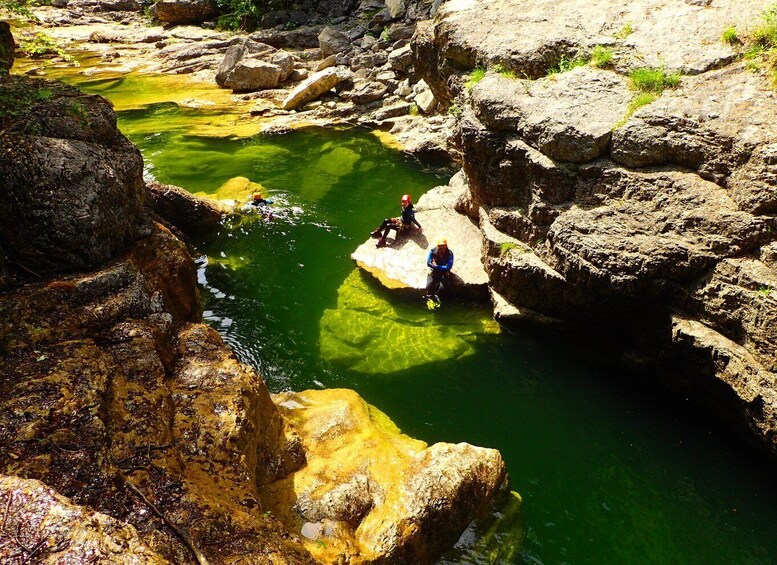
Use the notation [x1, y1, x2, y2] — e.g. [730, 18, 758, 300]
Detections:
[320, 269, 500, 373]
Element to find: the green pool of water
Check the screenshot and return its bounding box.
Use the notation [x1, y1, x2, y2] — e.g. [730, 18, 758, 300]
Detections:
[30, 64, 777, 564]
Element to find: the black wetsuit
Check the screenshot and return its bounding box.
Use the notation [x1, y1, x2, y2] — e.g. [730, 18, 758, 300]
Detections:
[378, 204, 422, 239]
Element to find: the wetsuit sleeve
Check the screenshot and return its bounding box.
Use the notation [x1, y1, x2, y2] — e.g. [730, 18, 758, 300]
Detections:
[440, 250, 454, 271]
[412, 213, 422, 229]
[427, 248, 435, 268]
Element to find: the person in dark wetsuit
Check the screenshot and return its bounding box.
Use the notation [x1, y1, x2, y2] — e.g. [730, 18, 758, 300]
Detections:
[425, 238, 453, 304]
[371, 194, 422, 247]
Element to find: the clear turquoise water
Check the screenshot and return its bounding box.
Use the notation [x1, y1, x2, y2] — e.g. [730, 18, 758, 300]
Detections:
[40, 68, 777, 564]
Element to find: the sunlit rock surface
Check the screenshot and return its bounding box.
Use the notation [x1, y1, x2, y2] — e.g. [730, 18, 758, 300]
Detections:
[320, 269, 500, 373]
[352, 172, 489, 294]
[414, 0, 777, 458]
[262, 388, 508, 564]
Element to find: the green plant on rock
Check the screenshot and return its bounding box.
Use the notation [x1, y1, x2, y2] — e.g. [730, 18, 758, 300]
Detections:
[722, 26, 740, 45]
[465, 67, 486, 93]
[448, 103, 462, 118]
[615, 23, 633, 39]
[547, 54, 587, 75]
[491, 62, 517, 78]
[19, 32, 72, 61]
[380, 26, 391, 42]
[590, 45, 614, 68]
[613, 92, 657, 129]
[213, 0, 292, 31]
[67, 100, 89, 124]
[1, 0, 35, 18]
[408, 103, 419, 116]
[740, 3, 777, 87]
[758, 285, 773, 298]
[499, 242, 518, 256]
[628, 66, 681, 93]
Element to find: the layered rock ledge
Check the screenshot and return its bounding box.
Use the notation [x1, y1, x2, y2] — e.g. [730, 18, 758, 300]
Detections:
[412, 0, 777, 459]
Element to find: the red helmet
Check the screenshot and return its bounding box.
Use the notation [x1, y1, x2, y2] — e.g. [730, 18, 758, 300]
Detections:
[401, 194, 411, 204]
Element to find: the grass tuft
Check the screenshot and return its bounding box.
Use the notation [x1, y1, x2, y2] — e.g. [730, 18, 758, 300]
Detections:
[613, 92, 657, 129]
[491, 62, 517, 78]
[590, 46, 614, 68]
[465, 67, 486, 93]
[722, 26, 740, 45]
[738, 3, 777, 88]
[547, 54, 587, 75]
[628, 66, 681, 93]
[615, 23, 633, 39]
[18, 32, 74, 62]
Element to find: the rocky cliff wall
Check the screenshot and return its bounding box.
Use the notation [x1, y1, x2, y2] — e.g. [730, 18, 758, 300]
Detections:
[413, 0, 777, 460]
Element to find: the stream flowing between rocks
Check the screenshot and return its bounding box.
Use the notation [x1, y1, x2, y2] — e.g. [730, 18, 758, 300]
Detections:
[23, 62, 777, 564]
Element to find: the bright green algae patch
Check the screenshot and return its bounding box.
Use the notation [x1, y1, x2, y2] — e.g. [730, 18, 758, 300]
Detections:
[320, 270, 500, 374]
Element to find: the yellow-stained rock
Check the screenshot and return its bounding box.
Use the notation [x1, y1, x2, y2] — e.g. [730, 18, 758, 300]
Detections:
[262, 388, 508, 564]
[0, 475, 172, 563]
[197, 175, 268, 204]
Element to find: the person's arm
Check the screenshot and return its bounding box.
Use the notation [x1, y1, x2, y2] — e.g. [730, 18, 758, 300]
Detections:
[412, 215, 422, 229]
[427, 249, 435, 268]
[439, 250, 454, 271]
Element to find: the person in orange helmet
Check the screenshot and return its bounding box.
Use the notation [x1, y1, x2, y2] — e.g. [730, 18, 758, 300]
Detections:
[247, 191, 273, 220]
[424, 237, 453, 306]
[371, 193, 422, 248]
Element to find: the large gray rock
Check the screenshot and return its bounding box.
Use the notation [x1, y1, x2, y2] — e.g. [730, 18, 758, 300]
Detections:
[547, 164, 771, 294]
[318, 26, 351, 57]
[471, 68, 630, 162]
[347, 80, 389, 104]
[413, 0, 770, 105]
[281, 67, 344, 110]
[349, 50, 388, 71]
[415, 0, 777, 459]
[0, 77, 150, 273]
[224, 59, 283, 92]
[215, 39, 276, 88]
[149, 0, 218, 24]
[611, 63, 777, 191]
[388, 44, 413, 73]
[271, 49, 295, 82]
[386, 0, 406, 19]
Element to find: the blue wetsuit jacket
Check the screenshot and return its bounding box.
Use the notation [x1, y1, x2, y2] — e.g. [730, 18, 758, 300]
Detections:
[427, 246, 454, 272]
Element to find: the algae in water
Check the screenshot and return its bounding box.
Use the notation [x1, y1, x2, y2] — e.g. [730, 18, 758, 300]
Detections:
[320, 269, 499, 374]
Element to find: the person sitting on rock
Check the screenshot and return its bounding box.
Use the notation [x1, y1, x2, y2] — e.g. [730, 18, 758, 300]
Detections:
[425, 238, 453, 307]
[247, 191, 273, 220]
[371, 193, 422, 248]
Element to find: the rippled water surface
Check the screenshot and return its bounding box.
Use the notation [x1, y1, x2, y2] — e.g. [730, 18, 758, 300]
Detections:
[28, 61, 777, 564]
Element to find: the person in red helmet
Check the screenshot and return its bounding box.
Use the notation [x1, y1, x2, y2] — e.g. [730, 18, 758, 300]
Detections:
[371, 194, 422, 248]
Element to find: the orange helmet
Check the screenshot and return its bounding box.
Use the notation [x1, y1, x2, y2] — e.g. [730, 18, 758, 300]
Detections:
[252, 192, 263, 201]
[401, 194, 411, 204]
[436, 238, 447, 246]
